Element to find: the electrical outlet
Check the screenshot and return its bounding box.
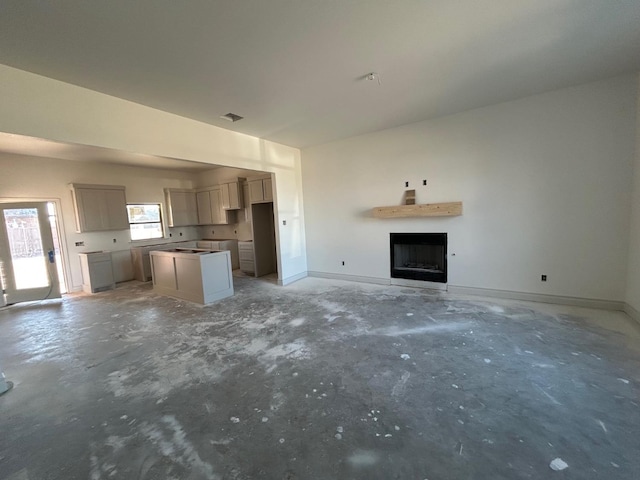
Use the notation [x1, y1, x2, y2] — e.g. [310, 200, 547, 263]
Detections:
[112, 238, 116, 243]
[405, 181, 409, 187]
[423, 179, 427, 186]
[179, 232, 183, 236]
[75, 241, 84, 247]
[341, 261, 345, 266]
[541, 275, 547, 282]
[283, 220, 287, 226]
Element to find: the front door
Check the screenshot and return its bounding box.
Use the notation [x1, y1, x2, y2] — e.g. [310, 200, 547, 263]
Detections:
[0, 202, 61, 305]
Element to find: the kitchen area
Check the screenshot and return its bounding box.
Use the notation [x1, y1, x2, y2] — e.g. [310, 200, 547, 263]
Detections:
[74, 166, 278, 305]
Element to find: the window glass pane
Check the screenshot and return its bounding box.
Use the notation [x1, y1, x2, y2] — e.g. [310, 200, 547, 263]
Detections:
[3, 208, 48, 289]
[127, 204, 160, 223]
[130, 223, 163, 241]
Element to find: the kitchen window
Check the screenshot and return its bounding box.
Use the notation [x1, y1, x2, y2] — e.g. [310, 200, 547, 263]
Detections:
[127, 204, 163, 241]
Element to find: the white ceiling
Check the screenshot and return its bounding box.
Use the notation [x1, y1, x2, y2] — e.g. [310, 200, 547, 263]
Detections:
[1, 0, 639, 151]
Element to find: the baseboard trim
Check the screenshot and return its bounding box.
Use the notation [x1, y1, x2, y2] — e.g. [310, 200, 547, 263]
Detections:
[448, 285, 624, 311]
[278, 271, 308, 286]
[307, 271, 390, 286]
[302, 271, 626, 311]
[624, 302, 640, 324]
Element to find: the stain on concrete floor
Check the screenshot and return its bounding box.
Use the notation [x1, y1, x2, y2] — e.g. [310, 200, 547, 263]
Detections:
[1, 276, 639, 479]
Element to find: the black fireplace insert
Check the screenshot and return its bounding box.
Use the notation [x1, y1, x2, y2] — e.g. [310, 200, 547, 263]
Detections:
[390, 233, 447, 283]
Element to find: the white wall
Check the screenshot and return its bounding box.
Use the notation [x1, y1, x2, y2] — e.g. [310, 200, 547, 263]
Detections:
[626, 75, 640, 317]
[0, 64, 307, 284]
[0, 153, 199, 290]
[194, 166, 265, 187]
[302, 75, 638, 302]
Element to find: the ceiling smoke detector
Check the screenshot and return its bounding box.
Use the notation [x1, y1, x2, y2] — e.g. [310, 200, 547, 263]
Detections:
[365, 72, 381, 85]
[220, 113, 244, 122]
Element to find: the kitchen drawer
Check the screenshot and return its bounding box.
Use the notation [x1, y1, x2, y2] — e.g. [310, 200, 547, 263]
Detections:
[239, 260, 255, 274]
[239, 249, 254, 261]
[83, 251, 112, 264]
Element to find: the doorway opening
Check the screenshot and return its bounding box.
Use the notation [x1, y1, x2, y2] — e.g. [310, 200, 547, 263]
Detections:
[0, 201, 67, 305]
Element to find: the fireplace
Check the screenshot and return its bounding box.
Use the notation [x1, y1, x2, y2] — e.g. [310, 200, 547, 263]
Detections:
[390, 233, 447, 283]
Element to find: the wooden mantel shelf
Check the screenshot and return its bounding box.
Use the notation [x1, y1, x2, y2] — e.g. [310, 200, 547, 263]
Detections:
[372, 201, 462, 218]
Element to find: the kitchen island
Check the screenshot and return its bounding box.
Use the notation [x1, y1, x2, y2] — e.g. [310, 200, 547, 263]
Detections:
[149, 248, 233, 305]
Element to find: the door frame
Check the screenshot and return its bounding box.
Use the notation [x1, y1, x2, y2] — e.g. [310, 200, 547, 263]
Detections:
[0, 197, 70, 300]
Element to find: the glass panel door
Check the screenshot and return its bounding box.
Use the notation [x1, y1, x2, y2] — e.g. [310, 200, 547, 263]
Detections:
[0, 202, 61, 305]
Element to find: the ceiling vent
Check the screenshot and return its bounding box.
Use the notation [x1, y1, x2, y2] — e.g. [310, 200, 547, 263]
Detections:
[220, 113, 244, 122]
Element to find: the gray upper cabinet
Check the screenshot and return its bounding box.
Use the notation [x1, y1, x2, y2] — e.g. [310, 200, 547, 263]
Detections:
[164, 188, 198, 227]
[196, 187, 231, 225]
[242, 181, 251, 222]
[263, 178, 273, 202]
[221, 181, 242, 210]
[196, 190, 213, 225]
[209, 187, 225, 224]
[70, 183, 129, 232]
[248, 175, 273, 204]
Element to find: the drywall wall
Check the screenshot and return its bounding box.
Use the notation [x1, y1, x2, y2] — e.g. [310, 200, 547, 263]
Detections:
[302, 74, 638, 302]
[626, 74, 640, 318]
[194, 166, 267, 187]
[0, 153, 198, 290]
[0, 64, 307, 284]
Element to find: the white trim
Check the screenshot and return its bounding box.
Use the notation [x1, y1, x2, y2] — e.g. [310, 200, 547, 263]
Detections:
[390, 278, 447, 291]
[305, 271, 627, 311]
[308, 271, 390, 285]
[624, 303, 640, 324]
[448, 285, 624, 311]
[277, 271, 308, 286]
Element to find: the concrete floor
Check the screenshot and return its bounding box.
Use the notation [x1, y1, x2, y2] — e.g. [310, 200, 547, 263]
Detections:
[1, 276, 639, 480]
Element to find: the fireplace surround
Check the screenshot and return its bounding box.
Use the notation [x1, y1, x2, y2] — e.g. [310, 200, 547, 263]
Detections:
[390, 233, 447, 283]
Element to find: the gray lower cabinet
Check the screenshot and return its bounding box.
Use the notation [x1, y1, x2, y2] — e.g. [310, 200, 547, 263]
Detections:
[150, 249, 233, 304]
[79, 251, 115, 293]
[196, 240, 239, 270]
[130, 241, 197, 281]
[238, 241, 255, 275]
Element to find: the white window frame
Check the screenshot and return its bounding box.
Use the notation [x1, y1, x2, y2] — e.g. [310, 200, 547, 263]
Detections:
[127, 203, 164, 241]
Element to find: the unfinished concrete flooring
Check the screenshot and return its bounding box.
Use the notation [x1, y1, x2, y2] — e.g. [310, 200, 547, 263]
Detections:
[1, 277, 639, 479]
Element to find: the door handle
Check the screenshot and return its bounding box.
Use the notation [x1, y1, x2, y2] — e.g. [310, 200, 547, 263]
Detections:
[48, 250, 55, 263]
